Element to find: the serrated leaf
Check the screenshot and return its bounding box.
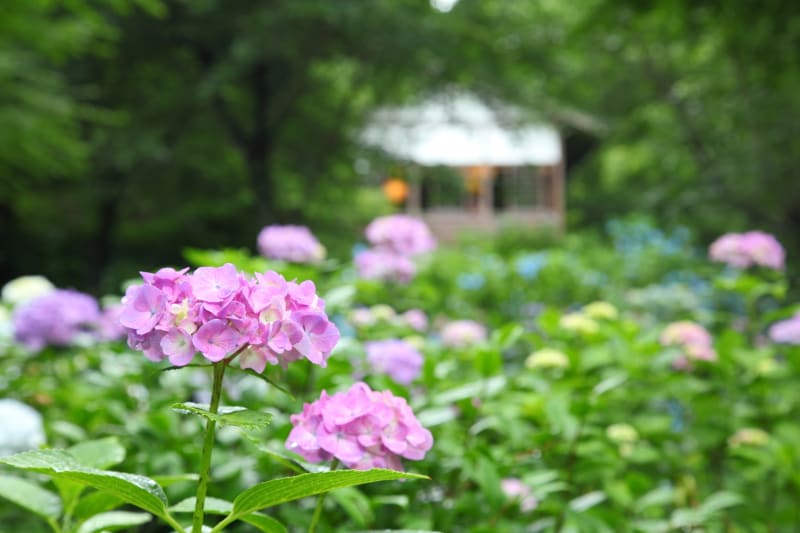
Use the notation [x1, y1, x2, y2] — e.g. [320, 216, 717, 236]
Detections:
[212, 469, 427, 532]
[0, 449, 169, 518]
[171, 497, 286, 533]
[171, 403, 272, 430]
[68, 437, 126, 469]
[0, 474, 61, 520]
[76, 511, 151, 533]
[569, 490, 606, 512]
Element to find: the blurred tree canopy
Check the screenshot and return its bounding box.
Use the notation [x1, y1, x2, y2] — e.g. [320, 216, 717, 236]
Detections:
[1, 0, 798, 292]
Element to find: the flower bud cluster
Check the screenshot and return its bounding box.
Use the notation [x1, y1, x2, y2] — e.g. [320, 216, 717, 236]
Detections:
[286, 381, 433, 471]
[356, 215, 436, 283]
[119, 263, 339, 371]
[660, 320, 717, 368]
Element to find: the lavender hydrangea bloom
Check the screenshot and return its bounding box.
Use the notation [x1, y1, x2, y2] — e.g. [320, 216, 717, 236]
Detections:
[365, 214, 436, 256]
[440, 319, 488, 348]
[768, 314, 800, 345]
[709, 231, 785, 270]
[365, 339, 424, 385]
[257, 224, 325, 264]
[286, 382, 433, 471]
[355, 249, 416, 284]
[501, 478, 538, 512]
[13, 289, 100, 351]
[119, 263, 339, 371]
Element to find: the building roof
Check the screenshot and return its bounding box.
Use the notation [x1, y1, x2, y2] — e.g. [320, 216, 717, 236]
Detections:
[361, 92, 562, 166]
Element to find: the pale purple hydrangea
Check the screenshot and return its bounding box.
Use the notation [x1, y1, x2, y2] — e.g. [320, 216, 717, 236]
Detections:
[355, 249, 416, 284]
[768, 314, 800, 345]
[660, 320, 717, 369]
[440, 319, 488, 348]
[12, 290, 100, 351]
[709, 231, 785, 270]
[402, 309, 428, 332]
[501, 478, 538, 512]
[119, 263, 339, 371]
[96, 303, 127, 342]
[285, 381, 433, 471]
[257, 224, 325, 264]
[365, 214, 437, 256]
[365, 339, 424, 385]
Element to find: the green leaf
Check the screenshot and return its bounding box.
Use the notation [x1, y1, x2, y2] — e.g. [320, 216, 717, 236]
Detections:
[634, 485, 675, 512]
[74, 491, 125, 521]
[0, 449, 169, 518]
[170, 497, 286, 533]
[152, 473, 200, 487]
[0, 474, 61, 521]
[433, 377, 506, 404]
[698, 491, 743, 515]
[76, 511, 151, 533]
[569, 490, 606, 512]
[68, 437, 126, 469]
[171, 403, 273, 430]
[213, 469, 427, 532]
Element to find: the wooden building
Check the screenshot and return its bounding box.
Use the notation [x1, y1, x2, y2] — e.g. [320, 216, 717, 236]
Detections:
[362, 93, 564, 242]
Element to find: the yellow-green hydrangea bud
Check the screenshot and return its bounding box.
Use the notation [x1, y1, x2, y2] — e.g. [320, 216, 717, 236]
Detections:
[559, 312, 599, 335]
[525, 348, 569, 369]
[606, 423, 639, 444]
[1, 276, 55, 306]
[728, 428, 769, 448]
[582, 301, 619, 321]
[370, 304, 396, 321]
[403, 335, 427, 351]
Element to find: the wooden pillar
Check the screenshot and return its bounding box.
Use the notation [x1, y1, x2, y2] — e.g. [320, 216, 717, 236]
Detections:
[405, 164, 422, 214]
[552, 138, 566, 231]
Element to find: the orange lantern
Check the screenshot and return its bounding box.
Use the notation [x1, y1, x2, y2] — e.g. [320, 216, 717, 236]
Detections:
[382, 177, 409, 205]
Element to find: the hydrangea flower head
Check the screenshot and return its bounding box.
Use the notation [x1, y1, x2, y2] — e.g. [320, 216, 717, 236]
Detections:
[767, 314, 800, 345]
[582, 301, 618, 321]
[500, 478, 538, 512]
[559, 312, 599, 335]
[119, 263, 339, 370]
[440, 319, 487, 348]
[728, 427, 769, 448]
[660, 320, 717, 369]
[1, 275, 55, 307]
[401, 309, 428, 332]
[365, 214, 436, 256]
[525, 348, 569, 369]
[364, 339, 424, 385]
[286, 381, 433, 471]
[257, 225, 326, 264]
[355, 249, 416, 284]
[13, 289, 100, 351]
[709, 231, 785, 270]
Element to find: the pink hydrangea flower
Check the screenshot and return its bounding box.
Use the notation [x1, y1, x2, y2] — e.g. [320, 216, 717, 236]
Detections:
[660, 321, 717, 369]
[119, 263, 339, 370]
[768, 314, 800, 345]
[257, 225, 325, 264]
[286, 382, 433, 471]
[365, 215, 436, 256]
[501, 478, 538, 512]
[12, 289, 100, 351]
[401, 309, 428, 332]
[709, 231, 785, 270]
[365, 339, 424, 385]
[355, 249, 416, 284]
[440, 319, 487, 348]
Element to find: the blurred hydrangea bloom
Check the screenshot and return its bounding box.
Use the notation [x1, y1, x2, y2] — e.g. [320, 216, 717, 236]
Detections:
[0, 399, 45, 457]
[365, 339, 424, 385]
[582, 301, 618, 321]
[559, 312, 599, 335]
[440, 319, 487, 348]
[257, 224, 325, 264]
[13, 289, 100, 351]
[365, 214, 437, 256]
[500, 478, 538, 512]
[119, 264, 339, 372]
[285, 381, 433, 470]
[728, 427, 769, 448]
[96, 302, 127, 341]
[355, 249, 416, 283]
[709, 231, 785, 270]
[1, 275, 55, 307]
[525, 348, 569, 369]
[401, 309, 428, 332]
[514, 252, 547, 280]
[606, 423, 639, 444]
[660, 320, 717, 368]
[768, 314, 800, 345]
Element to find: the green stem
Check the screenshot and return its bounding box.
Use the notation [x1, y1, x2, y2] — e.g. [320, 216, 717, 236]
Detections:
[308, 459, 340, 533]
[192, 362, 227, 533]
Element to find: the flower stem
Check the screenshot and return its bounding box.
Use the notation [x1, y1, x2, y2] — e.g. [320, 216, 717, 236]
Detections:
[308, 459, 340, 533]
[192, 361, 227, 533]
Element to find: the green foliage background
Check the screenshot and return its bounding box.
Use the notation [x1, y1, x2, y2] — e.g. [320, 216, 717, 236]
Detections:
[1, 0, 798, 291]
